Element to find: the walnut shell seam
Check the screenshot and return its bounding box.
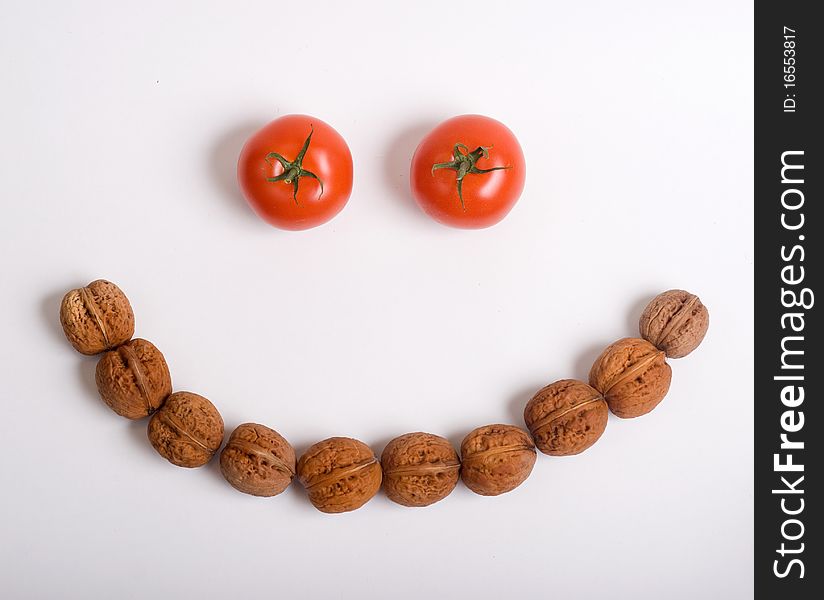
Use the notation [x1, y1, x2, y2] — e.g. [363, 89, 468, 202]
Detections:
[79, 287, 110, 347]
[383, 461, 460, 476]
[226, 438, 295, 476]
[157, 411, 214, 455]
[528, 395, 605, 435]
[465, 444, 535, 461]
[599, 349, 666, 394]
[117, 344, 152, 415]
[300, 456, 379, 491]
[648, 293, 701, 348]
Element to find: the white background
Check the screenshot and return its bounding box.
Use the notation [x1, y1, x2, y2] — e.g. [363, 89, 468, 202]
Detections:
[0, 1, 753, 598]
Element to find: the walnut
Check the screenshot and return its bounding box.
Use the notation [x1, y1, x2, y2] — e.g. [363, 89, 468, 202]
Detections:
[95, 338, 172, 419]
[589, 338, 671, 418]
[147, 391, 224, 468]
[297, 437, 382, 513]
[524, 379, 608, 456]
[460, 424, 536, 496]
[220, 423, 295, 497]
[639, 289, 709, 358]
[381, 432, 460, 507]
[60, 279, 134, 355]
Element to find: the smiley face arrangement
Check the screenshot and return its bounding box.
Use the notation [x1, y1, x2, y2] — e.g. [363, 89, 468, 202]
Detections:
[60, 280, 709, 513]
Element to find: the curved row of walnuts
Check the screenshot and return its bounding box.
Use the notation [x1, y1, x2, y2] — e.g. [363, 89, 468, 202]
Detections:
[60, 280, 709, 513]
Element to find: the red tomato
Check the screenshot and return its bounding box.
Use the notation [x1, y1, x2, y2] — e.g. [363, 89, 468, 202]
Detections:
[237, 114, 353, 230]
[410, 115, 525, 229]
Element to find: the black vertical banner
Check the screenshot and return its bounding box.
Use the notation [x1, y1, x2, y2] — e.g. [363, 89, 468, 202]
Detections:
[755, 2, 822, 598]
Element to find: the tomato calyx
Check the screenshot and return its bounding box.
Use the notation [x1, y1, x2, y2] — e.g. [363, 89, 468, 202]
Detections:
[264, 127, 325, 204]
[431, 143, 511, 209]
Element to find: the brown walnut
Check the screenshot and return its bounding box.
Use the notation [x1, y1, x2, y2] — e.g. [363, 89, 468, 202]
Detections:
[524, 379, 608, 456]
[460, 424, 536, 496]
[148, 391, 224, 468]
[60, 279, 134, 355]
[639, 289, 709, 358]
[220, 423, 296, 497]
[95, 338, 172, 419]
[381, 432, 460, 507]
[589, 337, 671, 418]
[297, 437, 382, 514]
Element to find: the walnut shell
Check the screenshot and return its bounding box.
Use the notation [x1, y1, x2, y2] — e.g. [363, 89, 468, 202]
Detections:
[524, 379, 608, 456]
[639, 289, 709, 358]
[220, 423, 295, 497]
[589, 338, 672, 418]
[381, 432, 460, 507]
[60, 279, 134, 355]
[460, 425, 536, 496]
[148, 391, 224, 468]
[297, 437, 382, 514]
[95, 338, 172, 419]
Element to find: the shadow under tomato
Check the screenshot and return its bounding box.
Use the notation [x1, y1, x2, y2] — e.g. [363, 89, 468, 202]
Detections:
[381, 120, 440, 222]
[209, 121, 267, 223]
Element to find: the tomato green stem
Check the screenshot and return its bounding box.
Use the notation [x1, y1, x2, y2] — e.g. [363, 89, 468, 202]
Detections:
[431, 144, 511, 209]
[264, 127, 325, 205]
